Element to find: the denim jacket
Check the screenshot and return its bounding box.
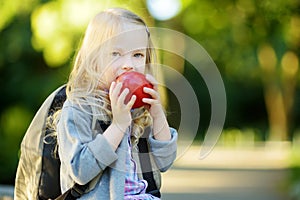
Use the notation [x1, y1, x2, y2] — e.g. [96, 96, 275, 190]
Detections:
[57, 100, 178, 200]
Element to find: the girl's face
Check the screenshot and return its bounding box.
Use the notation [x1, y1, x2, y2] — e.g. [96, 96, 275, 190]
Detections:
[101, 23, 149, 89]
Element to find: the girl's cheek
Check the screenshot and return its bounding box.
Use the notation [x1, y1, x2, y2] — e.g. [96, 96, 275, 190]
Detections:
[108, 75, 117, 86]
[101, 73, 114, 89]
[136, 63, 146, 73]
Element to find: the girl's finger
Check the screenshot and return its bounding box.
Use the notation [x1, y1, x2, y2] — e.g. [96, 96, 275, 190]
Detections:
[126, 95, 136, 109]
[109, 82, 123, 106]
[142, 97, 160, 106]
[117, 88, 129, 105]
[109, 82, 117, 104]
[143, 87, 159, 99]
[145, 74, 158, 88]
[110, 82, 122, 97]
[109, 81, 116, 95]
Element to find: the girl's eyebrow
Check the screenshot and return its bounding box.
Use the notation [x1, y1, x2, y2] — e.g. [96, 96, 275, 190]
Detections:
[132, 48, 146, 52]
[111, 46, 122, 51]
[112, 46, 146, 53]
[111, 47, 124, 54]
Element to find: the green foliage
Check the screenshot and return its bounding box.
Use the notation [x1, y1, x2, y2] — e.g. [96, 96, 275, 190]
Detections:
[0, 5, 68, 184]
[0, 0, 38, 32]
[0, 106, 32, 183]
[180, 0, 300, 81]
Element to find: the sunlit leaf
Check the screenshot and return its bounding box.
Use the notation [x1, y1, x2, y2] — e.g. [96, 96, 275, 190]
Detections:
[0, 0, 37, 31]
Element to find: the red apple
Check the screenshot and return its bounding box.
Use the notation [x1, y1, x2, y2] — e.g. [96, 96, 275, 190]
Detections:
[115, 71, 153, 109]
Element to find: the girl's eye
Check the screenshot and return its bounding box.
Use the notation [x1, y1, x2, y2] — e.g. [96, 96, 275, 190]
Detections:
[134, 53, 144, 58]
[111, 52, 121, 57]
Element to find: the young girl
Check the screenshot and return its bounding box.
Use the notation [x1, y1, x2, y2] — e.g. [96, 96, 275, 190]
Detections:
[56, 8, 178, 199]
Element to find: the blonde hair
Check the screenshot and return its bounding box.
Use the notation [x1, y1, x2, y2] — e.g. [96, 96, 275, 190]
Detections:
[67, 8, 156, 146]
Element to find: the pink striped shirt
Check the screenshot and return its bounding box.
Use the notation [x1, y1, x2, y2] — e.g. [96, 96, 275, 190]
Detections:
[124, 135, 160, 200]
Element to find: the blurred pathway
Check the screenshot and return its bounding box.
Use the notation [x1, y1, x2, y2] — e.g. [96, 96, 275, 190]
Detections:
[161, 143, 292, 200]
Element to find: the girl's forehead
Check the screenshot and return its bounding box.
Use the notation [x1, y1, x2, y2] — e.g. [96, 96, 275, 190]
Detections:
[110, 24, 148, 51]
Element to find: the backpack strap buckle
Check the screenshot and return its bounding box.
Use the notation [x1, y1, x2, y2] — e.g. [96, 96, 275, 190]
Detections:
[70, 183, 88, 198]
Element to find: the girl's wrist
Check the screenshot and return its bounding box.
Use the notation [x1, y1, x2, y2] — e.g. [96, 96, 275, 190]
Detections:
[111, 121, 129, 133]
[150, 104, 165, 119]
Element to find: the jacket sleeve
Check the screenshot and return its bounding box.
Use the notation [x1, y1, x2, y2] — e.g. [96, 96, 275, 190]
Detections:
[57, 101, 118, 185]
[148, 127, 178, 172]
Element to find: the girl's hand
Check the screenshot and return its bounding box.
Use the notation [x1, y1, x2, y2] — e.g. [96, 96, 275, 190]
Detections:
[109, 81, 136, 131]
[143, 74, 171, 141]
[142, 74, 165, 119]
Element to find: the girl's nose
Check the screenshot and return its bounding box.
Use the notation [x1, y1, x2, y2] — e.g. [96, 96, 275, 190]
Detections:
[122, 65, 133, 71]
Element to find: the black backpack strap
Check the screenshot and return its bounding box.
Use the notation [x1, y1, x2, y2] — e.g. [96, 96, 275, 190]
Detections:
[137, 130, 161, 198]
[39, 85, 67, 200]
[54, 183, 89, 200]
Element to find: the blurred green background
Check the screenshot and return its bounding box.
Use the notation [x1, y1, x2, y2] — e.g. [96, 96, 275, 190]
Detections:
[0, 0, 299, 193]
